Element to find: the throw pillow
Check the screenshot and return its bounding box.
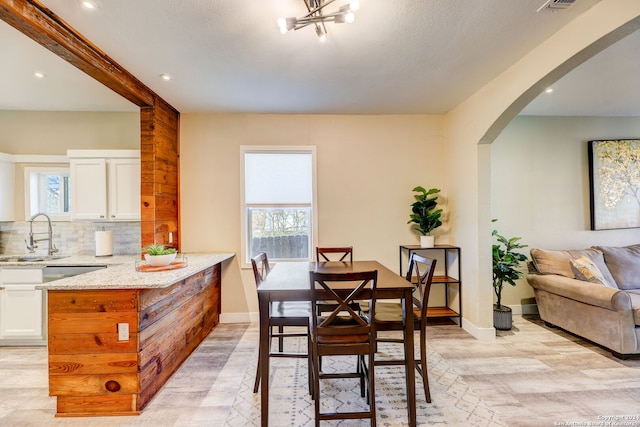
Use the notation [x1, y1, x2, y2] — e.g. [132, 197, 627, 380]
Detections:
[592, 244, 640, 290]
[569, 256, 617, 288]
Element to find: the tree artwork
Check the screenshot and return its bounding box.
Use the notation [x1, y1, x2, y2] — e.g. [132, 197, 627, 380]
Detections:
[589, 139, 640, 230]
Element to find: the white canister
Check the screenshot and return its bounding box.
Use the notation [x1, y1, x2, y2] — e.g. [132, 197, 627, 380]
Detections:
[95, 231, 113, 257]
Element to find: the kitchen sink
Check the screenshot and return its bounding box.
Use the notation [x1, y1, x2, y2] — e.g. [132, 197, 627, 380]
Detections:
[0, 255, 69, 262]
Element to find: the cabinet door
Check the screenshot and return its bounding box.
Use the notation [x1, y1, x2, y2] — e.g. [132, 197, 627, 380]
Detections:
[70, 158, 108, 220]
[0, 285, 44, 340]
[0, 159, 15, 221]
[108, 158, 141, 220]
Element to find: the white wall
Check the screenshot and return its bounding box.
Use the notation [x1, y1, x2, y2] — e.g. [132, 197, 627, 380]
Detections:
[491, 115, 640, 307]
[179, 113, 446, 319]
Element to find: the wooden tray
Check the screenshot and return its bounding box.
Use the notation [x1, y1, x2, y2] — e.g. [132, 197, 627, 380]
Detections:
[136, 261, 187, 272]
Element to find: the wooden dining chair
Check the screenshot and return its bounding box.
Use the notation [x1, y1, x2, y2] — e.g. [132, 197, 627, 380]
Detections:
[316, 246, 353, 262]
[315, 247, 356, 313]
[309, 269, 378, 426]
[251, 252, 311, 394]
[371, 253, 436, 403]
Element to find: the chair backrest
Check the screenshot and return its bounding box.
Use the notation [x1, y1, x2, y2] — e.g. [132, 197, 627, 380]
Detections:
[251, 252, 271, 287]
[316, 246, 353, 262]
[405, 254, 437, 319]
[309, 270, 377, 341]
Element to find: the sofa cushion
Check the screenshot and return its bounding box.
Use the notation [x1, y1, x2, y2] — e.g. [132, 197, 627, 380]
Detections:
[530, 248, 618, 287]
[593, 244, 640, 291]
[569, 256, 617, 288]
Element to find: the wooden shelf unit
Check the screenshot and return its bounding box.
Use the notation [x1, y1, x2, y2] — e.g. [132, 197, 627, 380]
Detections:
[399, 244, 462, 326]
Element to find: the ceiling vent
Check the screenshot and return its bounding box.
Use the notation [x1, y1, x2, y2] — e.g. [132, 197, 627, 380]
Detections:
[537, 0, 577, 12]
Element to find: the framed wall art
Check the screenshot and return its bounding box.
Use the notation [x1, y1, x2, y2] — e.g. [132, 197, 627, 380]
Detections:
[588, 139, 640, 230]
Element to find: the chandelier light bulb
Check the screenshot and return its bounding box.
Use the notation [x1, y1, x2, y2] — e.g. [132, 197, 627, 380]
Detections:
[316, 25, 327, 42]
[345, 12, 355, 23]
[277, 17, 288, 34]
[350, 1, 360, 11]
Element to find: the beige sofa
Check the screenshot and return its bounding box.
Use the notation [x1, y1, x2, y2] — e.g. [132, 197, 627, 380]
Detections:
[526, 244, 640, 358]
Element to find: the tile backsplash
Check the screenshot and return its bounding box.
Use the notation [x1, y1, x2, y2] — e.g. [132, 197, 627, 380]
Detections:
[0, 221, 141, 256]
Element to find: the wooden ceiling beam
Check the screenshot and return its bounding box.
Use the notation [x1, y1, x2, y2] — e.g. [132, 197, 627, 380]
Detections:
[0, 0, 155, 107]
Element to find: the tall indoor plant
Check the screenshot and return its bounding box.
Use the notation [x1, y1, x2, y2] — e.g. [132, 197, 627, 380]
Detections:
[492, 220, 528, 330]
[408, 186, 443, 247]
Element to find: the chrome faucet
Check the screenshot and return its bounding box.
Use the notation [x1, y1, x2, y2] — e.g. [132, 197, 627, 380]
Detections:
[25, 213, 59, 256]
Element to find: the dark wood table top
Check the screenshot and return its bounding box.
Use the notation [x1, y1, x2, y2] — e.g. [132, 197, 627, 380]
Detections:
[257, 260, 413, 299]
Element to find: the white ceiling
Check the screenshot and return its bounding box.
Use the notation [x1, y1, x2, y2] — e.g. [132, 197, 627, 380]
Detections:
[2, 0, 639, 116]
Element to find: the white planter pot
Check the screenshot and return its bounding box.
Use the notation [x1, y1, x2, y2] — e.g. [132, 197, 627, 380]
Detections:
[420, 235, 435, 248]
[144, 252, 177, 267]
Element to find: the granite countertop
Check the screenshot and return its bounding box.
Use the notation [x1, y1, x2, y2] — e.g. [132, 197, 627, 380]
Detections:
[0, 253, 234, 290]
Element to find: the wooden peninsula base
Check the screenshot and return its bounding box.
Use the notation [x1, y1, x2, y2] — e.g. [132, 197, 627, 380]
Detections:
[46, 262, 222, 417]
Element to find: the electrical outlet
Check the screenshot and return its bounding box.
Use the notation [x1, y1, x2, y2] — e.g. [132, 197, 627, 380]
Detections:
[117, 323, 129, 341]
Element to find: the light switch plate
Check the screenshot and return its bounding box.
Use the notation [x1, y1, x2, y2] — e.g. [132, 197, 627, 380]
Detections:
[117, 323, 129, 341]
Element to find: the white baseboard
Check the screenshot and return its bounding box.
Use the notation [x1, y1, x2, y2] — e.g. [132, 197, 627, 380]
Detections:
[220, 312, 258, 324]
[461, 317, 496, 341]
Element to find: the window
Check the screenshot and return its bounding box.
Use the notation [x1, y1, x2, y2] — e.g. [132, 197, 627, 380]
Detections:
[241, 146, 317, 265]
[24, 167, 71, 221]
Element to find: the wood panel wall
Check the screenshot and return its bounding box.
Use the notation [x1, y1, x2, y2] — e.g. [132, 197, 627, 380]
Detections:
[141, 100, 180, 249]
[0, 0, 180, 251]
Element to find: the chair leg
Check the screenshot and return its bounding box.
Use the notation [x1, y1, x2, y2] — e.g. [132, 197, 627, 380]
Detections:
[312, 344, 321, 426]
[368, 352, 377, 426]
[420, 328, 431, 403]
[278, 325, 284, 352]
[359, 355, 366, 398]
[307, 327, 313, 397]
[253, 345, 261, 393]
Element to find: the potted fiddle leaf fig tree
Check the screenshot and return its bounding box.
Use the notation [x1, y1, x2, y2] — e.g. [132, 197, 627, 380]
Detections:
[408, 186, 443, 247]
[492, 219, 528, 330]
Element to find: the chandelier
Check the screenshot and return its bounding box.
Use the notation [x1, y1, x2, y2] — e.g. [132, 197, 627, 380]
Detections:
[277, 0, 360, 41]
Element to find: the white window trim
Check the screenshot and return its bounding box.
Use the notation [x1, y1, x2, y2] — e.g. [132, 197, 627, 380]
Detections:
[23, 166, 71, 222]
[240, 145, 318, 268]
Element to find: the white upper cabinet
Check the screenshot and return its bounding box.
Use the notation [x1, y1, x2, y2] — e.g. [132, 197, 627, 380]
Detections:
[0, 153, 15, 221]
[108, 158, 141, 220]
[68, 150, 140, 221]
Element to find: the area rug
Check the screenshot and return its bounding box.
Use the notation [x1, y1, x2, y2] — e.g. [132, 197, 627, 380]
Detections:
[224, 333, 506, 427]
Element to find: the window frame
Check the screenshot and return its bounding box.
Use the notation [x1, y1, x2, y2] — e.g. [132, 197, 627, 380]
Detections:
[240, 146, 318, 268]
[23, 166, 71, 221]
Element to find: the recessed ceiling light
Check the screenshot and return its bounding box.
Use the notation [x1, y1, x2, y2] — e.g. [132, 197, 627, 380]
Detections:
[160, 74, 172, 81]
[545, 87, 554, 93]
[34, 72, 46, 79]
[82, 1, 96, 10]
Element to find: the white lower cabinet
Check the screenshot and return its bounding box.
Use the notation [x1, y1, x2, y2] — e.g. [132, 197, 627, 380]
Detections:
[0, 268, 46, 346]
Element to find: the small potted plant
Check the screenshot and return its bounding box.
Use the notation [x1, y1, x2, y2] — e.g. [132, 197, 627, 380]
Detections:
[143, 243, 177, 267]
[408, 186, 443, 247]
[492, 220, 528, 330]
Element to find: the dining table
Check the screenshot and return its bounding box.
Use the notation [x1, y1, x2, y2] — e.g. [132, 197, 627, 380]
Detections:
[257, 260, 418, 427]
